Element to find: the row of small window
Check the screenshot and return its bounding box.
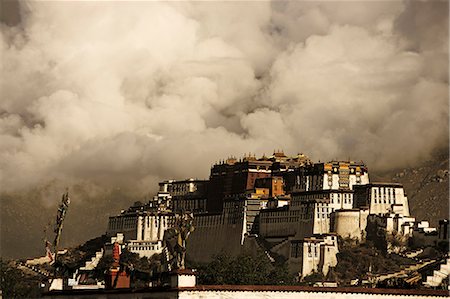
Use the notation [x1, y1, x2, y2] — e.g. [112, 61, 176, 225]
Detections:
[373, 198, 396, 204]
[263, 217, 302, 224]
[330, 193, 352, 205]
[307, 245, 319, 258]
[269, 209, 334, 219]
[316, 206, 333, 212]
[173, 200, 206, 210]
[330, 198, 353, 204]
[314, 205, 334, 218]
[297, 193, 326, 200]
[294, 176, 322, 186]
[373, 188, 397, 198]
[142, 217, 170, 228]
[168, 184, 189, 190]
[129, 245, 160, 251]
[263, 208, 313, 217]
[317, 213, 330, 219]
[264, 211, 289, 217]
[262, 208, 314, 220]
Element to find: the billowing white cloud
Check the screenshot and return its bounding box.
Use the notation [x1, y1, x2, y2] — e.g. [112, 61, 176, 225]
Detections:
[0, 0, 448, 197]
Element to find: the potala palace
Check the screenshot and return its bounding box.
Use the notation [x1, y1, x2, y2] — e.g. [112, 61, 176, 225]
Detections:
[104, 152, 448, 282]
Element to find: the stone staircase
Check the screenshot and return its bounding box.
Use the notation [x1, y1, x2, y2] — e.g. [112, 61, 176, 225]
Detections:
[254, 236, 276, 263]
[162, 246, 173, 271]
[262, 249, 276, 263]
[25, 256, 52, 265]
[67, 249, 105, 288]
[79, 249, 104, 271]
[423, 257, 450, 288]
[18, 262, 51, 277]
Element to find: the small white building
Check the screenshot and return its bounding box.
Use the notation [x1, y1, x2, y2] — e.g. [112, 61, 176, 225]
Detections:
[288, 234, 339, 278]
[417, 221, 438, 233]
[107, 205, 175, 258]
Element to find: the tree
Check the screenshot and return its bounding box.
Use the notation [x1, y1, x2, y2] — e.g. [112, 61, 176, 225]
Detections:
[119, 248, 153, 273]
[196, 251, 293, 285]
[436, 240, 449, 254]
[0, 259, 42, 298]
[386, 231, 408, 254]
[93, 254, 114, 279]
[334, 241, 415, 285]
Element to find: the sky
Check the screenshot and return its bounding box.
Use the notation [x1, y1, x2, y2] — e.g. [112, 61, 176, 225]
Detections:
[0, 0, 448, 200]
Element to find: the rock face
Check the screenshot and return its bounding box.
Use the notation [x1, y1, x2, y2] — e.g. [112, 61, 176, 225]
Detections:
[372, 152, 449, 227]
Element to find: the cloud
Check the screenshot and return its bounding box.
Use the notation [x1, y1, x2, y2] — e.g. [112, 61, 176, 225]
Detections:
[265, 23, 448, 168]
[0, 1, 448, 196]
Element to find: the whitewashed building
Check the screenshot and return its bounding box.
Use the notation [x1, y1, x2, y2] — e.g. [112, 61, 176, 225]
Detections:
[107, 204, 175, 258]
[288, 234, 339, 278]
[354, 183, 410, 216]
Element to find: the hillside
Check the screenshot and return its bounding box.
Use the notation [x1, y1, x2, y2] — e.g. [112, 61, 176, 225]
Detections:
[0, 188, 138, 259]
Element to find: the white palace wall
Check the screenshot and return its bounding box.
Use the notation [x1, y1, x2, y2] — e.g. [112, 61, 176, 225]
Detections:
[178, 290, 446, 299]
[44, 287, 448, 299]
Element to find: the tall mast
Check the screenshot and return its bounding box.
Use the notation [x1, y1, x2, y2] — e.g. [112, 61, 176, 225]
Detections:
[50, 191, 71, 281]
[53, 191, 70, 251]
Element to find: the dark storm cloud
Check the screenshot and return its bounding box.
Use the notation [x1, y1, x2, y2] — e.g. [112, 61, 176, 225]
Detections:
[0, 0, 21, 26]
